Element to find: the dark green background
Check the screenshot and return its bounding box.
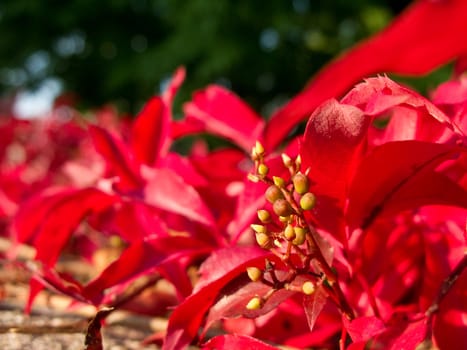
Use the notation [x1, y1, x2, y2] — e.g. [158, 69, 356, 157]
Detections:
[0, 0, 416, 115]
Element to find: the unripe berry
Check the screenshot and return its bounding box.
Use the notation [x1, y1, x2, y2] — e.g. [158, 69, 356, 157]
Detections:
[257, 209, 271, 223]
[257, 163, 269, 176]
[292, 226, 307, 245]
[265, 185, 284, 203]
[300, 192, 316, 211]
[302, 281, 315, 295]
[246, 296, 263, 310]
[284, 224, 296, 241]
[292, 173, 310, 195]
[246, 267, 262, 282]
[273, 199, 293, 217]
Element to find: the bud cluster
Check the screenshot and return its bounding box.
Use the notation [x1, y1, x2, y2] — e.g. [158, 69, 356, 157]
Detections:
[245, 142, 322, 310]
[244, 141, 355, 320]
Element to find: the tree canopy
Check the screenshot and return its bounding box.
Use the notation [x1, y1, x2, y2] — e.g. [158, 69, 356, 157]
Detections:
[0, 0, 410, 114]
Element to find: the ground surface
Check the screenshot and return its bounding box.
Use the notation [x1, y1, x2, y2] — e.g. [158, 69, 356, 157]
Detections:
[0, 252, 161, 350]
[0, 304, 160, 350]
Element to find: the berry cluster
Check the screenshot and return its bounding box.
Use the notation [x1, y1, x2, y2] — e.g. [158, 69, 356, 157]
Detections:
[245, 142, 353, 319]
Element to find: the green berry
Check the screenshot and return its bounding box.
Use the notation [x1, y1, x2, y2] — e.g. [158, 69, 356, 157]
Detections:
[284, 224, 296, 241]
[302, 281, 315, 295]
[258, 163, 269, 176]
[246, 296, 263, 310]
[292, 226, 307, 245]
[292, 173, 310, 195]
[300, 192, 316, 211]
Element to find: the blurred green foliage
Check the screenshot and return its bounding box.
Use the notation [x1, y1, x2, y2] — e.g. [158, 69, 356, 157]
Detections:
[0, 0, 411, 115]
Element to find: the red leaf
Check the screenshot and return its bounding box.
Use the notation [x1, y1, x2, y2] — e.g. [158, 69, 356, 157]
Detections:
[376, 317, 427, 350]
[300, 99, 369, 242]
[228, 180, 267, 244]
[432, 76, 467, 106]
[98, 200, 168, 242]
[158, 152, 208, 188]
[383, 170, 467, 215]
[89, 125, 143, 192]
[265, 0, 467, 149]
[301, 99, 369, 201]
[130, 68, 184, 165]
[182, 85, 265, 152]
[194, 246, 271, 293]
[202, 334, 279, 350]
[32, 188, 118, 267]
[303, 284, 328, 332]
[25, 264, 89, 313]
[144, 167, 215, 228]
[131, 97, 166, 165]
[12, 188, 75, 244]
[163, 247, 272, 350]
[341, 76, 459, 143]
[204, 277, 295, 335]
[82, 236, 212, 305]
[345, 316, 386, 343]
[346, 141, 464, 231]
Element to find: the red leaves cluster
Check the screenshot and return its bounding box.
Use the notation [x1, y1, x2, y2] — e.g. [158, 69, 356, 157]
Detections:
[1, 1, 467, 349]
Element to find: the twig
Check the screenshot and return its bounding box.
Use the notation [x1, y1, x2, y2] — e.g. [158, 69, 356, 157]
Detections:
[422, 252, 467, 344]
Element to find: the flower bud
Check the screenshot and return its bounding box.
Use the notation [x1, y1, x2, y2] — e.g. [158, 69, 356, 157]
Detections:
[292, 173, 309, 195]
[300, 192, 316, 211]
[273, 176, 285, 188]
[281, 153, 293, 168]
[256, 233, 272, 249]
[254, 141, 265, 157]
[292, 226, 307, 245]
[284, 224, 296, 241]
[295, 154, 302, 169]
[257, 163, 269, 176]
[265, 185, 284, 203]
[251, 224, 267, 234]
[273, 199, 293, 217]
[246, 267, 262, 282]
[246, 296, 263, 310]
[251, 150, 259, 162]
[247, 173, 260, 183]
[302, 281, 315, 295]
[257, 209, 271, 223]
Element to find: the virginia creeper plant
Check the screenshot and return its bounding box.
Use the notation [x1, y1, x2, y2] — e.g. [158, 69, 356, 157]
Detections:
[1, 1, 467, 349]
